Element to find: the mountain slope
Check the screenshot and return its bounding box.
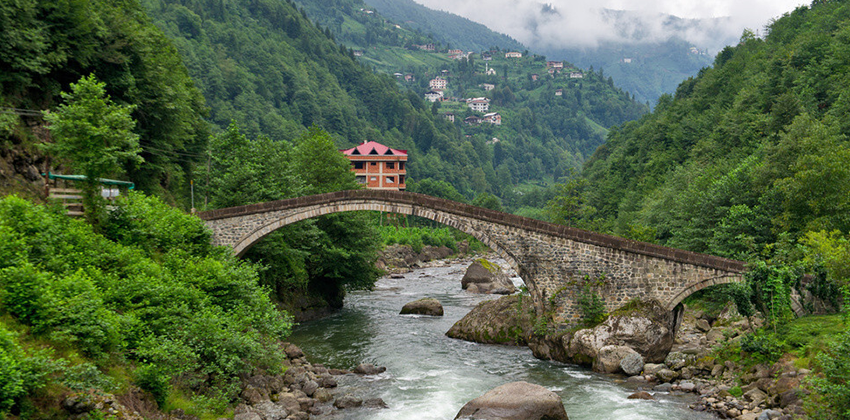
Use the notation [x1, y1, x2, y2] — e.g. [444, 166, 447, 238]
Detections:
[363, 0, 526, 52]
[581, 0, 850, 260]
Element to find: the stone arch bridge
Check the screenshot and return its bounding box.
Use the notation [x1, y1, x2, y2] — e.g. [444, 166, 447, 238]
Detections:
[198, 190, 746, 325]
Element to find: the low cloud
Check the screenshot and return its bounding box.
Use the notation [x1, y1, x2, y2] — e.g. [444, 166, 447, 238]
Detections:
[413, 0, 807, 52]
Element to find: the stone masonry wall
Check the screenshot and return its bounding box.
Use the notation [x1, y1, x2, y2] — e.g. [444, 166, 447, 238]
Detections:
[199, 190, 746, 326]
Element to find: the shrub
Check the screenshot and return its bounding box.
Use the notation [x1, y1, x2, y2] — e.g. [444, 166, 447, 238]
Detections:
[808, 329, 850, 420]
[577, 277, 606, 327]
[134, 364, 169, 407]
[741, 331, 785, 363]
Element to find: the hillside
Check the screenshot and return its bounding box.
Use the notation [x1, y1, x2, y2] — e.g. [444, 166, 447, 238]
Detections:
[361, 0, 525, 52]
[579, 0, 850, 262]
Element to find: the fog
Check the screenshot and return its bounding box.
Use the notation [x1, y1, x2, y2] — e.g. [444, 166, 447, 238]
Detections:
[413, 0, 808, 52]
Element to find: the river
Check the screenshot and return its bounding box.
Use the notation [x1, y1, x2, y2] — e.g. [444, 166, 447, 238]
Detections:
[289, 258, 716, 420]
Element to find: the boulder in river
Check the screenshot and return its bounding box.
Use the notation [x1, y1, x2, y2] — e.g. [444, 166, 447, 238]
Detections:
[400, 298, 444, 316]
[446, 295, 534, 345]
[353, 363, 386, 375]
[461, 259, 517, 295]
[454, 381, 569, 420]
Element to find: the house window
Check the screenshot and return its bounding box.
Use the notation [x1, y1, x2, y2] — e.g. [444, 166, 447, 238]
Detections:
[355, 176, 366, 184]
[387, 176, 395, 183]
[354, 162, 364, 169]
[400, 175, 405, 184]
[399, 162, 404, 170]
[370, 162, 377, 166]
[370, 176, 377, 181]
[386, 162, 394, 169]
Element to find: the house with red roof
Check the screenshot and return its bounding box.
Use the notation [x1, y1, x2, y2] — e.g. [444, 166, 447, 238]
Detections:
[340, 141, 407, 190]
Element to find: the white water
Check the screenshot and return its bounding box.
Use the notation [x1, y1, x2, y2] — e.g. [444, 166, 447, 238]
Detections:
[289, 260, 716, 419]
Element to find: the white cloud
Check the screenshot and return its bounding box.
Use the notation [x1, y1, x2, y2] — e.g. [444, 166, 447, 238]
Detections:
[413, 0, 808, 50]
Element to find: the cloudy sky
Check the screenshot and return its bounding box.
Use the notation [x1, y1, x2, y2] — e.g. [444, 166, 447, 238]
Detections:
[412, 0, 809, 50]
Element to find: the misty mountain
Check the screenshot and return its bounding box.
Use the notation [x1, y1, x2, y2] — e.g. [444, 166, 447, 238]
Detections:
[363, 0, 526, 52]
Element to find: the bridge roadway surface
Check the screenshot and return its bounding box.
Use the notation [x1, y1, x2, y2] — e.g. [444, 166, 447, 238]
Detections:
[198, 189, 746, 325]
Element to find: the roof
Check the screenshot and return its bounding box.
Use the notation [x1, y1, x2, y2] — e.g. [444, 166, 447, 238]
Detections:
[340, 141, 407, 157]
[483, 112, 499, 117]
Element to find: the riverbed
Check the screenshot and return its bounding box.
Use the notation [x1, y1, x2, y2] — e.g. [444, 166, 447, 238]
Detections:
[289, 258, 716, 420]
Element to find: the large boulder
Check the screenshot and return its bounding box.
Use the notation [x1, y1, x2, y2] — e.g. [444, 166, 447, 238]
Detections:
[454, 381, 569, 420]
[400, 298, 444, 316]
[594, 345, 640, 374]
[568, 300, 681, 365]
[461, 259, 517, 295]
[446, 295, 534, 345]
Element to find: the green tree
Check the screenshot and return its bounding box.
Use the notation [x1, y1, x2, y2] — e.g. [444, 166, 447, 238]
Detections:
[44, 74, 142, 225]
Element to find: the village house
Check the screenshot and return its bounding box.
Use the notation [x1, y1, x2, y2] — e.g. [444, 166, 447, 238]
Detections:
[424, 90, 444, 102]
[570, 71, 584, 79]
[622, 58, 632, 63]
[393, 72, 403, 78]
[483, 112, 501, 125]
[340, 141, 407, 191]
[443, 112, 455, 122]
[531, 74, 539, 81]
[555, 88, 563, 96]
[547, 68, 556, 75]
[429, 77, 447, 90]
[486, 68, 496, 76]
[482, 83, 495, 91]
[464, 115, 482, 125]
[404, 74, 415, 82]
[505, 51, 522, 58]
[547, 61, 564, 69]
[353, 50, 363, 57]
[482, 52, 492, 61]
[417, 44, 435, 51]
[467, 97, 490, 112]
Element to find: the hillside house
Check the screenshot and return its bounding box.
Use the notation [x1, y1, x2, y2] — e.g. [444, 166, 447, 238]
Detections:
[555, 88, 563, 96]
[394, 72, 404, 78]
[547, 61, 564, 69]
[444, 112, 455, 122]
[353, 50, 363, 57]
[467, 97, 490, 112]
[404, 74, 415, 82]
[483, 112, 501, 125]
[417, 44, 435, 51]
[482, 52, 492, 61]
[482, 83, 495, 91]
[531, 74, 539, 81]
[341, 141, 407, 191]
[569, 71, 584, 79]
[622, 58, 632, 63]
[486, 68, 496, 76]
[424, 90, 444, 102]
[429, 77, 447, 90]
[505, 52, 522, 58]
[464, 116, 482, 125]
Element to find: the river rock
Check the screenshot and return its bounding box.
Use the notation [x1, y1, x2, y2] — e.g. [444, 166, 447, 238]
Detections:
[627, 391, 655, 400]
[333, 395, 363, 409]
[461, 259, 517, 295]
[400, 298, 444, 316]
[568, 299, 681, 365]
[454, 381, 569, 420]
[620, 352, 645, 376]
[594, 345, 640, 374]
[353, 363, 386, 375]
[695, 319, 711, 332]
[446, 295, 534, 345]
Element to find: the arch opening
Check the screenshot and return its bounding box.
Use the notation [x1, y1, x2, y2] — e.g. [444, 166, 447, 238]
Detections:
[665, 274, 744, 311]
[228, 200, 524, 278]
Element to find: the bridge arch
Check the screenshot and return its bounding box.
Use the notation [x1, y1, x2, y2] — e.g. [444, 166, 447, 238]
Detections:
[229, 200, 520, 274]
[199, 190, 747, 326]
[664, 274, 745, 311]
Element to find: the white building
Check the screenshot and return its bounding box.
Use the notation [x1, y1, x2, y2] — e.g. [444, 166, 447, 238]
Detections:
[467, 97, 490, 112]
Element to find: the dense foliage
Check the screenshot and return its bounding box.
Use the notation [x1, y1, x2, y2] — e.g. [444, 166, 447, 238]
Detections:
[0, 194, 291, 416]
[0, 0, 208, 201]
[579, 1, 850, 261]
[202, 124, 382, 312]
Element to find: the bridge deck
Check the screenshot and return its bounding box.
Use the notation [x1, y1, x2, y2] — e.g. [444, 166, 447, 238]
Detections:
[198, 189, 746, 273]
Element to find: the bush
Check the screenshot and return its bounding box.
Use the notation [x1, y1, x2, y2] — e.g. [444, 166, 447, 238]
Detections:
[741, 331, 785, 363]
[577, 281, 606, 327]
[808, 329, 850, 420]
[134, 364, 169, 407]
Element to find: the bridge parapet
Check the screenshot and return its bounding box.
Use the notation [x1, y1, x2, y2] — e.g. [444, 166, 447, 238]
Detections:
[199, 190, 746, 324]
